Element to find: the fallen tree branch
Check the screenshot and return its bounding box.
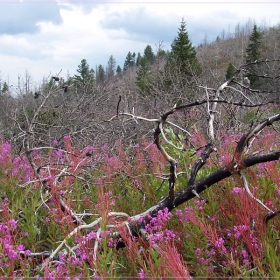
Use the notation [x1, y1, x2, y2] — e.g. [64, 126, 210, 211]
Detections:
[42, 211, 130, 269]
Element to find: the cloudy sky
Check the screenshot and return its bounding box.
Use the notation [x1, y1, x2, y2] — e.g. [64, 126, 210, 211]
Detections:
[0, 0, 279, 89]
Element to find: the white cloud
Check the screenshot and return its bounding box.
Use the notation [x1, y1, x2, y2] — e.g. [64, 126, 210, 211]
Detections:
[0, 1, 279, 87]
[0, 0, 62, 35]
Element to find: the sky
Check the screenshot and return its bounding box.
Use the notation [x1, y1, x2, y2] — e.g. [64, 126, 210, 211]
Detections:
[0, 0, 279, 90]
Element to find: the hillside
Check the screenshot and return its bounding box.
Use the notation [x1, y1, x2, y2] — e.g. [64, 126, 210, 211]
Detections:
[0, 20, 280, 150]
[0, 19, 280, 278]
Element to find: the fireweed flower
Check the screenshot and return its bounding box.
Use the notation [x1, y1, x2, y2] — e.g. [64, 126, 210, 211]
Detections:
[133, 179, 141, 190]
[194, 199, 206, 210]
[8, 219, 17, 230]
[206, 248, 216, 257]
[231, 187, 243, 194]
[102, 143, 108, 152]
[0, 141, 11, 161]
[86, 231, 97, 240]
[52, 149, 63, 159]
[83, 145, 95, 158]
[165, 229, 176, 240]
[176, 209, 183, 222]
[195, 248, 209, 266]
[43, 175, 53, 182]
[0, 220, 30, 265]
[52, 140, 58, 146]
[17, 244, 25, 251]
[138, 269, 145, 279]
[241, 249, 248, 259]
[214, 237, 225, 248]
[233, 224, 249, 239]
[145, 208, 172, 232]
[31, 149, 40, 159]
[107, 156, 121, 171]
[208, 215, 217, 222]
[182, 206, 194, 222]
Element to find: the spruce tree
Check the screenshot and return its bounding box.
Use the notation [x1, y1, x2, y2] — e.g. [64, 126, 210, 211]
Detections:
[1, 82, 8, 94]
[96, 64, 105, 84]
[246, 24, 262, 63]
[76, 59, 94, 82]
[143, 45, 155, 64]
[245, 24, 263, 87]
[116, 65, 122, 75]
[168, 18, 202, 78]
[74, 59, 94, 91]
[135, 57, 152, 95]
[136, 52, 142, 67]
[225, 63, 235, 80]
[123, 51, 136, 71]
[106, 55, 116, 80]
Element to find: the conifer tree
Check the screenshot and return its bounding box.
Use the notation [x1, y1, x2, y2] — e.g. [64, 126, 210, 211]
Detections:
[96, 64, 105, 84]
[245, 24, 263, 87]
[116, 65, 122, 75]
[246, 24, 262, 63]
[123, 51, 136, 71]
[106, 55, 116, 80]
[143, 45, 155, 64]
[136, 52, 142, 67]
[167, 18, 201, 78]
[225, 63, 235, 80]
[135, 57, 153, 95]
[75, 59, 94, 82]
[1, 82, 9, 94]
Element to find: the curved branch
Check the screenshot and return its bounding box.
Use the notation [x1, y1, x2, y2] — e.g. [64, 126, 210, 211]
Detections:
[130, 151, 280, 222]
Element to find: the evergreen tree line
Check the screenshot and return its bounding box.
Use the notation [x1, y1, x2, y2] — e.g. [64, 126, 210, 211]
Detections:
[72, 19, 266, 97]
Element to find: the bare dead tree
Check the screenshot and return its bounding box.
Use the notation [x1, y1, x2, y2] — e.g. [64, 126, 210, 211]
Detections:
[36, 60, 280, 264]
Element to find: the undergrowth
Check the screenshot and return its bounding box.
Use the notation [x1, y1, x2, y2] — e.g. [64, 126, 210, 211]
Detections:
[0, 129, 279, 278]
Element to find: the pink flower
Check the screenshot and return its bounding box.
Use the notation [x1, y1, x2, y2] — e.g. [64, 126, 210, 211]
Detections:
[176, 209, 183, 219]
[138, 269, 145, 279]
[52, 140, 58, 146]
[214, 237, 225, 248]
[24, 250, 31, 256]
[102, 144, 108, 152]
[231, 187, 243, 194]
[9, 219, 17, 230]
[17, 244, 25, 251]
[241, 249, 247, 258]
